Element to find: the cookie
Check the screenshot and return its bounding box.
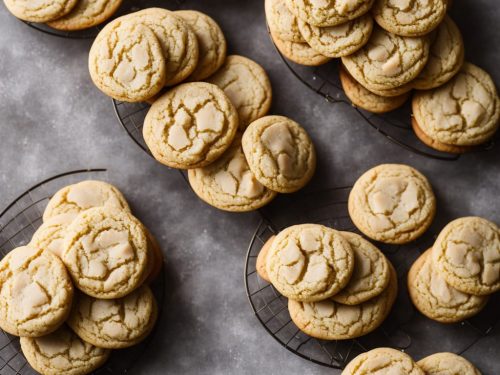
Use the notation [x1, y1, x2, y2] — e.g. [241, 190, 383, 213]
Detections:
[206, 55, 273, 129]
[4, 0, 78, 22]
[68, 285, 157, 349]
[128, 8, 199, 86]
[341, 27, 430, 92]
[47, 0, 123, 31]
[270, 29, 332, 66]
[20, 325, 110, 375]
[432, 217, 500, 296]
[417, 352, 480, 375]
[413, 16, 464, 90]
[62, 207, 149, 299]
[288, 261, 397, 340]
[0, 246, 73, 337]
[256, 235, 275, 283]
[332, 232, 390, 305]
[188, 134, 277, 212]
[342, 347, 424, 375]
[297, 14, 373, 58]
[266, 224, 354, 302]
[143, 82, 238, 169]
[242, 115, 316, 193]
[265, 0, 305, 43]
[412, 63, 500, 146]
[408, 249, 488, 323]
[339, 64, 410, 113]
[143, 229, 164, 285]
[348, 164, 436, 244]
[286, 0, 375, 27]
[43, 180, 130, 222]
[175, 10, 227, 81]
[373, 0, 447, 37]
[30, 213, 76, 258]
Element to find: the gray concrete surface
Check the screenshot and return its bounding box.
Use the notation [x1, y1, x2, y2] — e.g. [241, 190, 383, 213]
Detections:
[0, 0, 499, 374]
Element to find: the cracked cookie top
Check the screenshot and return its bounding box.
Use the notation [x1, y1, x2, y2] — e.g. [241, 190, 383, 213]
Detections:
[416, 352, 480, 375]
[4, 0, 78, 22]
[31, 213, 76, 258]
[266, 0, 305, 43]
[342, 347, 424, 375]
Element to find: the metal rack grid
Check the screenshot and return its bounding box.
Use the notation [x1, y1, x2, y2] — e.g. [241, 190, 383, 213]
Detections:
[245, 186, 499, 369]
[0, 169, 166, 375]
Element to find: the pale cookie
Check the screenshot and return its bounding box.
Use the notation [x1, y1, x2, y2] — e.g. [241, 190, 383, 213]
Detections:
[47, 0, 123, 31]
[412, 63, 500, 146]
[127, 8, 199, 86]
[288, 261, 397, 340]
[20, 325, 110, 375]
[342, 347, 424, 375]
[188, 134, 277, 212]
[373, 0, 446, 37]
[348, 164, 436, 244]
[413, 16, 464, 90]
[297, 14, 373, 58]
[366, 80, 414, 97]
[339, 64, 410, 113]
[4, 0, 78, 22]
[206, 55, 273, 130]
[341, 27, 430, 92]
[143, 82, 238, 169]
[43, 180, 130, 222]
[432, 217, 500, 295]
[286, 0, 375, 27]
[31, 213, 76, 258]
[265, 0, 305, 43]
[270, 29, 331, 66]
[0, 246, 73, 337]
[408, 249, 488, 323]
[265, 224, 354, 302]
[175, 10, 226, 81]
[68, 285, 157, 349]
[411, 117, 472, 154]
[62, 207, 149, 299]
[242, 115, 316, 193]
[332, 232, 390, 305]
[417, 352, 481, 375]
[256, 235, 275, 283]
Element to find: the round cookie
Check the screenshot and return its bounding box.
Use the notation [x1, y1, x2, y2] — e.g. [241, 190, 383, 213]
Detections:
[265, 224, 354, 302]
[288, 262, 397, 340]
[175, 10, 226, 81]
[188, 134, 277, 212]
[143, 82, 238, 169]
[408, 249, 488, 323]
[31, 213, 76, 258]
[417, 352, 480, 375]
[0, 246, 73, 337]
[43, 180, 130, 222]
[4, 0, 78, 22]
[68, 285, 157, 349]
[62, 207, 149, 299]
[297, 14, 373, 58]
[348, 164, 436, 244]
[332, 232, 390, 305]
[340, 64, 410, 113]
[432, 217, 500, 296]
[20, 325, 110, 375]
[413, 16, 464, 90]
[411, 117, 472, 154]
[242, 115, 316, 193]
[127, 8, 199, 86]
[47, 0, 123, 31]
[412, 63, 500, 146]
[256, 235, 276, 283]
[270, 29, 331, 66]
[341, 27, 430, 92]
[372, 0, 447, 37]
[342, 347, 424, 375]
[265, 0, 305, 43]
[286, 0, 375, 27]
[206, 55, 272, 129]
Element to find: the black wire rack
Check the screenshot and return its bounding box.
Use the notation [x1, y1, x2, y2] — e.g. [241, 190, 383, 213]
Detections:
[245, 186, 500, 369]
[0, 169, 166, 375]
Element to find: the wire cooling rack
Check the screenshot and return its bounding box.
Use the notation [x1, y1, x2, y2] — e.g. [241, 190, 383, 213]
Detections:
[245, 186, 500, 369]
[0, 169, 166, 375]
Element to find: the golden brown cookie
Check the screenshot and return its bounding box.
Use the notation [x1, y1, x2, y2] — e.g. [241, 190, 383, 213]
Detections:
[265, 0, 305, 43]
[417, 352, 481, 375]
[411, 117, 473, 154]
[4, 0, 78, 22]
[342, 347, 424, 375]
[270, 29, 331, 66]
[256, 235, 276, 283]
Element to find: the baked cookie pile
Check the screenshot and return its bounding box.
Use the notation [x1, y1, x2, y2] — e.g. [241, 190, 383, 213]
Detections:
[256, 224, 398, 340]
[408, 216, 499, 323]
[0, 180, 162, 375]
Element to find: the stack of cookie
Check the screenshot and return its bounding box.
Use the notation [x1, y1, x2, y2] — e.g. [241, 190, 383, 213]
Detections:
[3, 0, 122, 31]
[0, 180, 162, 375]
[256, 223, 397, 340]
[408, 216, 499, 323]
